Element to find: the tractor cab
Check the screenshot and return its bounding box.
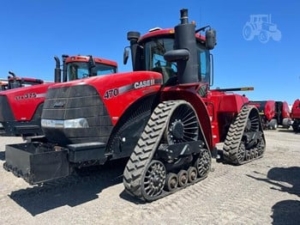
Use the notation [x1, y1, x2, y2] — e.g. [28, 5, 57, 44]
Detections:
[0, 71, 45, 90]
[56, 55, 118, 83]
[124, 26, 216, 88]
[67, 57, 117, 80]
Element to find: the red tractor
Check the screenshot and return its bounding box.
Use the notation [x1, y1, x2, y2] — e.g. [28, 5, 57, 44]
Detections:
[291, 99, 300, 132]
[0, 71, 44, 91]
[3, 9, 265, 203]
[249, 100, 291, 129]
[0, 55, 117, 137]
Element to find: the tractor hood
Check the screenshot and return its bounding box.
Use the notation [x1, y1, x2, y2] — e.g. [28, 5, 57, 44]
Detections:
[47, 71, 162, 91]
[0, 82, 55, 122]
[0, 82, 54, 97]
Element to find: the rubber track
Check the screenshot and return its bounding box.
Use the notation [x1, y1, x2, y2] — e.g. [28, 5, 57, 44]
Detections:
[123, 100, 208, 201]
[222, 105, 265, 165]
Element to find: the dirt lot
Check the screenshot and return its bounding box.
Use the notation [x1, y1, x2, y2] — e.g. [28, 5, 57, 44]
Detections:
[0, 129, 299, 225]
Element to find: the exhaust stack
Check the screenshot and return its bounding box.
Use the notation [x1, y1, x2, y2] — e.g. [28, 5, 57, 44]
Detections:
[62, 55, 69, 82]
[54, 56, 61, 82]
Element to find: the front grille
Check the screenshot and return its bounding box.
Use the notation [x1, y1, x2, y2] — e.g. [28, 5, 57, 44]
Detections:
[42, 85, 113, 146]
[0, 95, 14, 122]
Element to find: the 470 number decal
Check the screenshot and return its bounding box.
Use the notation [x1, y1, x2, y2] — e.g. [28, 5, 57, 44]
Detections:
[104, 88, 119, 99]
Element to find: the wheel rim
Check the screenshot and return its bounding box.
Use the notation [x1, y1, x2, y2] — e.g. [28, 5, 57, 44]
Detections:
[165, 173, 178, 191]
[142, 160, 166, 199]
[257, 138, 265, 156]
[195, 149, 211, 177]
[187, 167, 197, 183]
[165, 104, 199, 144]
[245, 109, 260, 132]
[178, 170, 188, 187]
[237, 142, 246, 162]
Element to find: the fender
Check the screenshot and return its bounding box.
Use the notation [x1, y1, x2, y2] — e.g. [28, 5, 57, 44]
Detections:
[160, 86, 213, 151]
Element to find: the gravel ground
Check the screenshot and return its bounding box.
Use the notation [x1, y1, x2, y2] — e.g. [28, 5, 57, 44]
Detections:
[0, 129, 299, 225]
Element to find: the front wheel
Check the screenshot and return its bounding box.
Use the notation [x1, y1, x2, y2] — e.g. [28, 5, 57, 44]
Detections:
[242, 23, 255, 41]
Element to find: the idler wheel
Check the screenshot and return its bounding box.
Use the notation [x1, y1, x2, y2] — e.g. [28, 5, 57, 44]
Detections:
[177, 170, 188, 187]
[187, 166, 197, 183]
[165, 173, 178, 191]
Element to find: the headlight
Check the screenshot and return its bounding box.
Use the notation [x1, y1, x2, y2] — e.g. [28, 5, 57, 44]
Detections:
[41, 118, 89, 128]
[64, 118, 89, 128]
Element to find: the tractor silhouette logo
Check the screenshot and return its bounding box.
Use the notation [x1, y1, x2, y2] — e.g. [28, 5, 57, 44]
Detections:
[243, 14, 282, 43]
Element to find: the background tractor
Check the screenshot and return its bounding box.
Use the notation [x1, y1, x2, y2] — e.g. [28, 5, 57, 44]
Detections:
[0, 55, 117, 137]
[243, 14, 281, 43]
[3, 9, 265, 203]
[0, 71, 44, 91]
[291, 99, 300, 132]
[249, 100, 291, 129]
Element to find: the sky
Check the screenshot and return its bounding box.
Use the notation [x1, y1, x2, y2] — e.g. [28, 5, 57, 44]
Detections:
[0, 0, 299, 105]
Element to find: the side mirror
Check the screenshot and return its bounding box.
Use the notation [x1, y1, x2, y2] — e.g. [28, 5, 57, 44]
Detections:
[123, 47, 130, 65]
[205, 29, 217, 50]
[164, 49, 190, 62]
[88, 55, 96, 68]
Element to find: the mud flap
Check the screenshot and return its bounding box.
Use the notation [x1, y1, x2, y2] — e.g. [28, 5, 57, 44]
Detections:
[3, 143, 70, 185]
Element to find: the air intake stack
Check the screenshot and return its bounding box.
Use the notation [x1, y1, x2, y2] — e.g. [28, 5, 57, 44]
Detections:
[164, 9, 199, 84]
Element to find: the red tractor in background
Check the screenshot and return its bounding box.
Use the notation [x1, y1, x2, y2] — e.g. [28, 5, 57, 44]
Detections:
[249, 100, 291, 130]
[291, 99, 300, 132]
[0, 55, 118, 138]
[0, 71, 44, 91]
[3, 9, 265, 203]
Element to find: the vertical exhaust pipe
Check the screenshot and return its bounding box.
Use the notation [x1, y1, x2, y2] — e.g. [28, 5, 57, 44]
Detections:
[8, 71, 16, 79]
[54, 56, 61, 82]
[62, 54, 69, 82]
[127, 31, 141, 71]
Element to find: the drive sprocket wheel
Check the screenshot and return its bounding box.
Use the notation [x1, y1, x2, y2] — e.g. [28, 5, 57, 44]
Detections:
[164, 104, 199, 144]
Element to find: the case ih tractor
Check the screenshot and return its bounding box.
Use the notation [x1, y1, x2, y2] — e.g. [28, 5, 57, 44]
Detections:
[291, 99, 300, 132]
[3, 9, 265, 202]
[0, 71, 44, 91]
[249, 100, 291, 129]
[0, 55, 117, 137]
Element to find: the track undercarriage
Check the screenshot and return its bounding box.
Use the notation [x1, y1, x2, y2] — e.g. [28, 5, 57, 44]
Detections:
[222, 105, 266, 165]
[123, 101, 266, 202]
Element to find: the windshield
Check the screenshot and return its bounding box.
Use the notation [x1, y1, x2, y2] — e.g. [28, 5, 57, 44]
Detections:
[67, 62, 117, 81]
[143, 37, 210, 84]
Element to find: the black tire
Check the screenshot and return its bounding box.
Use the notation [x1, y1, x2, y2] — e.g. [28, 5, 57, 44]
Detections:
[269, 119, 278, 130]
